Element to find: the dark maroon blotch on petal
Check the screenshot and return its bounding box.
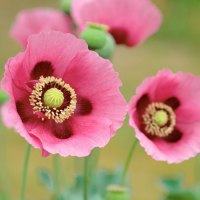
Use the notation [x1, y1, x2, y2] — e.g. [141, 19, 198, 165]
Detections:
[76, 97, 93, 115]
[16, 100, 33, 123]
[136, 94, 150, 116]
[31, 61, 54, 80]
[144, 131, 156, 141]
[109, 27, 128, 45]
[164, 129, 182, 143]
[51, 121, 73, 139]
[60, 90, 71, 108]
[164, 97, 180, 110]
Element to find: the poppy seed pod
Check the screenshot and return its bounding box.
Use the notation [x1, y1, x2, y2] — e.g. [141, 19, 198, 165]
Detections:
[105, 185, 130, 200]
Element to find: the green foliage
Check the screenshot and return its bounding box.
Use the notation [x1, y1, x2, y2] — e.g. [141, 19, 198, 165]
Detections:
[161, 176, 183, 192]
[38, 168, 124, 200]
[0, 192, 9, 200]
[0, 90, 9, 106]
[38, 169, 54, 192]
[163, 191, 196, 200]
[161, 176, 200, 200]
[61, 169, 123, 199]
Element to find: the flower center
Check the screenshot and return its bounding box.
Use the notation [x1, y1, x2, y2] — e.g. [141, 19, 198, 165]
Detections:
[29, 76, 77, 123]
[43, 88, 64, 108]
[143, 102, 176, 138]
[153, 110, 168, 127]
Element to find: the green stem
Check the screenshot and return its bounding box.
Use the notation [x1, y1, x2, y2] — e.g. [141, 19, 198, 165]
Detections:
[0, 125, 10, 200]
[83, 156, 90, 200]
[53, 154, 60, 199]
[196, 154, 200, 185]
[88, 149, 99, 177]
[20, 144, 31, 200]
[120, 139, 138, 186]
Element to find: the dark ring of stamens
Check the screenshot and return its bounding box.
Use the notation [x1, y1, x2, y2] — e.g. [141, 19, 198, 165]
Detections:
[29, 76, 77, 123]
[142, 102, 176, 138]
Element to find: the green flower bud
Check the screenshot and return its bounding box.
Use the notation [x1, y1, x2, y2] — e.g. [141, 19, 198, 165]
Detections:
[61, 0, 72, 15]
[96, 33, 116, 59]
[81, 24, 107, 50]
[105, 185, 130, 200]
[88, 23, 108, 32]
[0, 90, 9, 106]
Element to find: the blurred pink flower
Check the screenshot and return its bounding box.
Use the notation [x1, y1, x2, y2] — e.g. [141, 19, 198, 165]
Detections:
[72, 0, 162, 47]
[10, 8, 72, 47]
[129, 70, 200, 163]
[1, 31, 127, 157]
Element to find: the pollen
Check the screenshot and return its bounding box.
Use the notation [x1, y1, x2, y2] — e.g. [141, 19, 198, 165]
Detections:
[29, 76, 77, 123]
[143, 102, 176, 138]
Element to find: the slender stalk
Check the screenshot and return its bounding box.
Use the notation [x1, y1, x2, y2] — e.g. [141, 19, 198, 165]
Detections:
[83, 156, 90, 200]
[20, 144, 31, 200]
[120, 139, 138, 186]
[88, 149, 100, 177]
[53, 154, 60, 199]
[196, 154, 200, 185]
[0, 125, 10, 200]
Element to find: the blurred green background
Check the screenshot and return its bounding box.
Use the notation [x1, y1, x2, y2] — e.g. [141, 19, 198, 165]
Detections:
[1, 0, 200, 199]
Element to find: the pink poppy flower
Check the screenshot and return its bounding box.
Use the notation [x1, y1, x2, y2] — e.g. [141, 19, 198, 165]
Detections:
[10, 8, 72, 47]
[1, 31, 127, 157]
[129, 70, 200, 163]
[72, 0, 162, 47]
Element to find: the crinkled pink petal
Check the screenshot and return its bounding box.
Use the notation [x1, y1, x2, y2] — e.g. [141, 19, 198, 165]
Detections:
[1, 102, 15, 129]
[152, 121, 200, 163]
[72, 0, 162, 46]
[1, 53, 29, 95]
[10, 8, 72, 48]
[130, 118, 200, 163]
[1, 101, 41, 149]
[129, 69, 200, 163]
[174, 73, 200, 124]
[136, 70, 180, 102]
[62, 50, 127, 134]
[30, 116, 112, 157]
[24, 31, 88, 78]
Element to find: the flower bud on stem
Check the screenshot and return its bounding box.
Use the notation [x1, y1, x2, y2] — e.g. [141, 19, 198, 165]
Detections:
[60, 0, 72, 15]
[105, 185, 130, 200]
[81, 23, 116, 59]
